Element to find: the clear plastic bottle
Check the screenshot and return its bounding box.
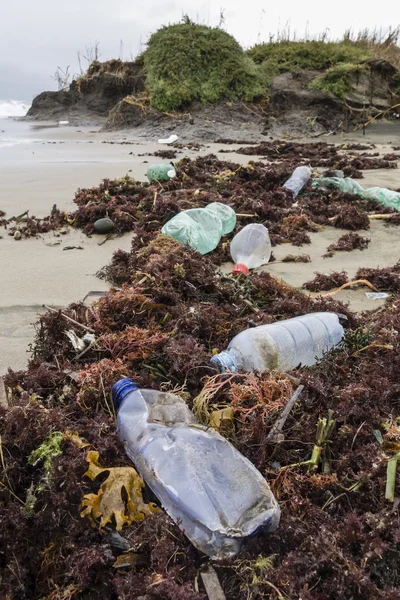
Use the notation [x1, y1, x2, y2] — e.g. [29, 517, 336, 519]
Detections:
[161, 202, 236, 255]
[211, 312, 344, 373]
[112, 379, 280, 560]
[146, 164, 176, 182]
[282, 166, 312, 197]
[230, 224, 271, 275]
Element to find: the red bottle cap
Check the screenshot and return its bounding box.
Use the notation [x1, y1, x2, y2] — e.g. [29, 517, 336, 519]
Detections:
[232, 264, 249, 276]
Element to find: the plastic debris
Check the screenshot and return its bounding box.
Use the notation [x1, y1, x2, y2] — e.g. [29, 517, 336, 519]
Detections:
[365, 292, 390, 299]
[313, 176, 400, 210]
[65, 330, 96, 353]
[211, 312, 344, 374]
[146, 163, 176, 182]
[112, 379, 280, 560]
[282, 166, 312, 197]
[231, 223, 271, 275]
[162, 202, 236, 254]
[158, 134, 179, 144]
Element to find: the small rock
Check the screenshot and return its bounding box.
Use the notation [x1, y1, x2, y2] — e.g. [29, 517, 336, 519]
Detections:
[94, 217, 114, 234]
[14, 231, 22, 240]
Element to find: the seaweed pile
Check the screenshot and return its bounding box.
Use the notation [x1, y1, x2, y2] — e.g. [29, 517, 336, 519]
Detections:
[303, 271, 349, 292]
[1, 141, 398, 243]
[2, 148, 400, 600]
[324, 232, 371, 257]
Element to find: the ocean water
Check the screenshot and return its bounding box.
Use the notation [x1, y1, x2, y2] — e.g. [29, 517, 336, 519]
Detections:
[0, 99, 30, 118]
[0, 100, 35, 149]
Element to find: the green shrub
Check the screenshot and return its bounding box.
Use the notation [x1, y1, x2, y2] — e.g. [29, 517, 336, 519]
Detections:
[247, 41, 371, 84]
[309, 62, 366, 98]
[143, 20, 265, 112]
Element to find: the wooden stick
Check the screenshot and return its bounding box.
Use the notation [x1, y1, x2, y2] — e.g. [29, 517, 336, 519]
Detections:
[0, 377, 8, 410]
[43, 305, 95, 333]
[267, 385, 304, 442]
[320, 279, 379, 297]
[368, 214, 396, 220]
[200, 566, 226, 600]
[236, 213, 259, 218]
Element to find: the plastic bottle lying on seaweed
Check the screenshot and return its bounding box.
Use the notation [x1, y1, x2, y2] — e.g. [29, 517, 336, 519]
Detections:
[146, 163, 176, 182]
[112, 379, 280, 560]
[230, 224, 271, 275]
[161, 202, 236, 254]
[211, 312, 344, 374]
[282, 166, 312, 197]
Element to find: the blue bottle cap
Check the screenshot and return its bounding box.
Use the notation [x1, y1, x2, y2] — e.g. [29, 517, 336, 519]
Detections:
[112, 378, 139, 412]
[210, 351, 238, 374]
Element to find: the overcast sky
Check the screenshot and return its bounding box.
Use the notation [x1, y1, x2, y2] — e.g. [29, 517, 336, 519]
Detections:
[0, 0, 397, 100]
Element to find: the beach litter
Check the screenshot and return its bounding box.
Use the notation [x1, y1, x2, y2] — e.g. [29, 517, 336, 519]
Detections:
[313, 176, 400, 210]
[211, 312, 344, 374]
[158, 134, 179, 144]
[162, 202, 236, 254]
[230, 223, 271, 275]
[112, 378, 280, 559]
[146, 163, 176, 182]
[365, 292, 390, 299]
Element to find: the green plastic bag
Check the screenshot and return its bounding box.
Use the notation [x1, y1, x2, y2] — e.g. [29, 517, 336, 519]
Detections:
[161, 202, 236, 254]
[312, 176, 400, 210]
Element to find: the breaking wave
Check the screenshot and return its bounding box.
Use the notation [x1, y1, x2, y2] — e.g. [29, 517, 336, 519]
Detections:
[0, 100, 30, 117]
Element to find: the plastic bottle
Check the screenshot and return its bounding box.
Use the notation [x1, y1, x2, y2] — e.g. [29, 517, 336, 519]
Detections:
[211, 312, 344, 374]
[161, 202, 236, 255]
[230, 224, 271, 275]
[112, 379, 280, 560]
[282, 166, 312, 197]
[146, 164, 176, 182]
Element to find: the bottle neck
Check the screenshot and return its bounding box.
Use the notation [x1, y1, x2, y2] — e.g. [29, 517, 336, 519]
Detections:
[210, 350, 240, 374]
[112, 378, 139, 412]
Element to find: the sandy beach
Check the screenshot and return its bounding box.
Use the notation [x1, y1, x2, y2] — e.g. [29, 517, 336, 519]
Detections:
[1, 118, 400, 375]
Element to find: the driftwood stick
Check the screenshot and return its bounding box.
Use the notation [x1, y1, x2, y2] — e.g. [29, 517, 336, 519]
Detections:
[267, 385, 304, 442]
[0, 377, 8, 410]
[43, 305, 95, 333]
[368, 214, 397, 220]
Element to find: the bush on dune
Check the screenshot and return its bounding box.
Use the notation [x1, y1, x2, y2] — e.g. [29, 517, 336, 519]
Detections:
[143, 18, 266, 112]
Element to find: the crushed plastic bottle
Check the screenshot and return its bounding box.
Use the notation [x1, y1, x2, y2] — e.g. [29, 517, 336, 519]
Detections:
[146, 164, 176, 182]
[313, 176, 400, 210]
[112, 379, 280, 560]
[211, 312, 344, 374]
[282, 166, 312, 197]
[161, 202, 236, 254]
[230, 224, 271, 275]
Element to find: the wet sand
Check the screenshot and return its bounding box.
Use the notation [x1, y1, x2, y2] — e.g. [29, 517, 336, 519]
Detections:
[1, 119, 400, 374]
